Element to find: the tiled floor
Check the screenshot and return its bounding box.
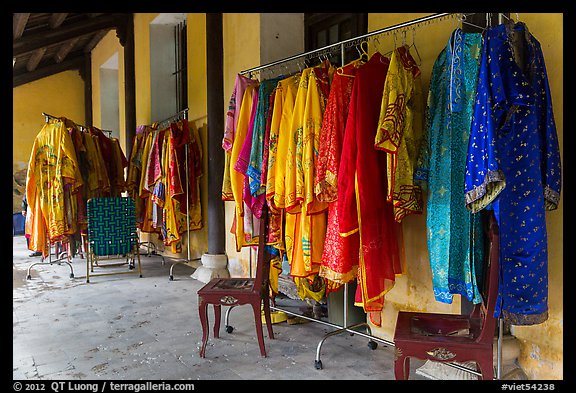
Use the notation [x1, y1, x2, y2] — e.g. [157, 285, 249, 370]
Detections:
[13, 235, 431, 381]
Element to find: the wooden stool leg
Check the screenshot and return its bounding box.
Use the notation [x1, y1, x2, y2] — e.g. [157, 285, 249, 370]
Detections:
[213, 304, 221, 338]
[251, 302, 267, 357]
[477, 357, 494, 380]
[394, 354, 410, 380]
[198, 299, 209, 358]
[262, 299, 274, 339]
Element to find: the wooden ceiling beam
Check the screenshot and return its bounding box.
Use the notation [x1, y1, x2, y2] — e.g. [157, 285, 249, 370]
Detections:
[55, 37, 80, 63]
[26, 47, 47, 72]
[13, 13, 125, 56]
[13, 55, 83, 87]
[48, 13, 68, 29]
[83, 29, 109, 53]
[13, 13, 30, 39]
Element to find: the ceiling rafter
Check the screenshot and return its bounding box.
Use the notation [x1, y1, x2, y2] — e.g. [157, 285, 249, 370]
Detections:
[13, 13, 30, 39]
[13, 13, 124, 56]
[48, 13, 68, 29]
[13, 13, 131, 88]
[55, 37, 80, 63]
[83, 29, 109, 53]
[26, 47, 47, 72]
[14, 55, 84, 87]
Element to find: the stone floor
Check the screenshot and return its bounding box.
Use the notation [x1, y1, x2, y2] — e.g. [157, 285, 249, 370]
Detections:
[13, 235, 431, 381]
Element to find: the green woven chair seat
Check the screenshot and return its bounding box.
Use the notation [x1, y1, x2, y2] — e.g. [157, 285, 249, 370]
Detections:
[87, 197, 137, 257]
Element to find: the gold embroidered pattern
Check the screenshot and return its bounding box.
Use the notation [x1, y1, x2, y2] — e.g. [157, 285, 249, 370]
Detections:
[426, 347, 457, 360]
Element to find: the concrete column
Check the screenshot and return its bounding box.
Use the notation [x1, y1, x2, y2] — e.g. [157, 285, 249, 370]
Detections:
[192, 12, 229, 283]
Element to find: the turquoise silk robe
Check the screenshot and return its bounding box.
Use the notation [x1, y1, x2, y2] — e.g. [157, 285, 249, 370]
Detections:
[415, 29, 485, 304]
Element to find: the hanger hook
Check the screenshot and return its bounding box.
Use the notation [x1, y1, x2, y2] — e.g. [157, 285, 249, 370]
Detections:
[360, 40, 368, 55]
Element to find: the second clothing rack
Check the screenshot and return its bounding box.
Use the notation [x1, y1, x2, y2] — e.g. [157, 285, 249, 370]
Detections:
[234, 12, 506, 379]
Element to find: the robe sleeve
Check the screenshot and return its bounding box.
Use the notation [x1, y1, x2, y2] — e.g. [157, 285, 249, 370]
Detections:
[337, 77, 359, 237]
[464, 38, 506, 213]
[223, 75, 240, 152]
[375, 50, 407, 154]
[414, 54, 441, 192]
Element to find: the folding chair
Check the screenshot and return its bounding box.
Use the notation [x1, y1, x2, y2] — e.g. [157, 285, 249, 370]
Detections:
[85, 197, 142, 283]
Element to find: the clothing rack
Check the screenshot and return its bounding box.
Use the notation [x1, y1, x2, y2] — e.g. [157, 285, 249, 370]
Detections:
[26, 113, 80, 280]
[42, 112, 114, 136]
[26, 235, 75, 280]
[147, 108, 202, 280]
[234, 12, 507, 379]
[240, 12, 457, 76]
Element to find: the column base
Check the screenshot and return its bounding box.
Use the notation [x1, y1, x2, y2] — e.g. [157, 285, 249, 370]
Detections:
[191, 253, 230, 283]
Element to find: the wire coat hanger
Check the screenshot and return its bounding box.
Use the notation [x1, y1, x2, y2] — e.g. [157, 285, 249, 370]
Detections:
[409, 27, 422, 66]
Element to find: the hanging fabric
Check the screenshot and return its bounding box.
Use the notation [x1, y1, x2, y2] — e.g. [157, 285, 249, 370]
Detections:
[415, 28, 485, 305]
[223, 74, 259, 201]
[229, 82, 260, 250]
[465, 21, 561, 325]
[316, 57, 363, 294]
[127, 118, 203, 253]
[266, 73, 301, 294]
[337, 52, 402, 326]
[375, 44, 425, 223]
[25, 118, 83, 257]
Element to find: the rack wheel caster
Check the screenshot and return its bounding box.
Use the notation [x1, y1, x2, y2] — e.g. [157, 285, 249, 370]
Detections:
[69, 273, 74, 279]
[314, 360, 323, 370]
[367, 340, 377, 350]
[225, 325, 234, 334]
[26, 274, 31, 280]
[169, 275, 174, 281]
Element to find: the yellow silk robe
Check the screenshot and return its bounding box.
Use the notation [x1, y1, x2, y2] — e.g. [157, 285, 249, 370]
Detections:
[375, 45, 424, 222]
[26, 120, 83, 256]
[270, 74, 300, 211]
[284, 62, 333, 301]
[82, 132, 109, 200]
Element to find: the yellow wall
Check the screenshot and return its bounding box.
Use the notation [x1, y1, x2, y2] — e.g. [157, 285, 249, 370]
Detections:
[186, 13, 208, 260]
[12, 70, 85, 212]
[134, 13, 157, 126]
[90, 30, 126, 151]
[222, 13, 261, 276]
[187, 13, 207, 124]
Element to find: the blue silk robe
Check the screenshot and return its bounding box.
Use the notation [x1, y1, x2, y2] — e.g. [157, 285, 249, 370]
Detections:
[465, 22, 561, 325]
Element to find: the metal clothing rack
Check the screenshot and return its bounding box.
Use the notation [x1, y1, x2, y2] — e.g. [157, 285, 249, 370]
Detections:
[26, 113, 78, 280]
[147, 108, 203, 280]
[235, 12, 507, 379]
[42, 112, 114, 136]
[26, 238, 75, 280]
